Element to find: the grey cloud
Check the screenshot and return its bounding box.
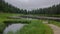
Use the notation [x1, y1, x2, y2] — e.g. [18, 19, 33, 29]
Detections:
[5, 0, 60, 10]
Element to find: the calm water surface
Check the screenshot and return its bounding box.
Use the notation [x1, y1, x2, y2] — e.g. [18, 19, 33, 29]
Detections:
[3, 23, 26, 34]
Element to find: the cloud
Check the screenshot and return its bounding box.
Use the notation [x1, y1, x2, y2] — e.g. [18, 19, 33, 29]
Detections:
[5, 0, 60, 10]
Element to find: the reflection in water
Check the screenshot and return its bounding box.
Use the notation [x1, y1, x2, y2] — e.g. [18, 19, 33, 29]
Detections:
[3, 23, 26, 34]
[26, 18, 36, 20]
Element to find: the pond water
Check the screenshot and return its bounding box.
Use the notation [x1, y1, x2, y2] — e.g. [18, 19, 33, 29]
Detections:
[3, 23, 26, 34]
[3, 18, 36, 34]
[26, 18, 37, 20]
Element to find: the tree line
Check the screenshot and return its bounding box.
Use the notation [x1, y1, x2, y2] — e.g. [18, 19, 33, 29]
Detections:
[28, 4, 60, 15]
[0, 0, 27, 14]
[0, 0, 60, 15]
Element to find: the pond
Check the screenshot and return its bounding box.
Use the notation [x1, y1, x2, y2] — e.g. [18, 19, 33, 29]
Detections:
[3, 23, 27, 34]
[3, 18, 36, 34]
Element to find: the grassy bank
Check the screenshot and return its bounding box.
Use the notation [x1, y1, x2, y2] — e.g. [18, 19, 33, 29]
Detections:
[0, 13, 53, 34]
[0, 22, 6, 34]
[7, 20, 53, 34]
[48, 20, 60, 27]
[0, 13, 23, 34]
[0, 13, 23, 23]
[31, 14, 60, 17]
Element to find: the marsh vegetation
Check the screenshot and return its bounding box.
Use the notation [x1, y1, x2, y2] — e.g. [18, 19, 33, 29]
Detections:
[0, 0, 60, 34]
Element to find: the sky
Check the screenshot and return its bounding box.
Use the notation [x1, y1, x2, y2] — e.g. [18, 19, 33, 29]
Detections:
[5, 0, 60, 10]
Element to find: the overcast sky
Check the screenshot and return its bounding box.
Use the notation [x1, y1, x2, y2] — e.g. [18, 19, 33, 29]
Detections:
[5, 0, 60, 10]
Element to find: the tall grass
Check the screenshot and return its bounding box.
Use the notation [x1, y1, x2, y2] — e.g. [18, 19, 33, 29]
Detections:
[7, 20, 53, 34]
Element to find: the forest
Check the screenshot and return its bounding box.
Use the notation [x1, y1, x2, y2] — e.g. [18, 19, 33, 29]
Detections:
[0, 0, 60, 15]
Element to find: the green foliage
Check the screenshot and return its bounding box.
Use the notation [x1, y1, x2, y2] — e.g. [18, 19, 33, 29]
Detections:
[0, 0, 27, 14]
[3, 20, 31, 24]
[0, 13, 23, 34]
[28, 4, 60, 15]
[7, 20, 53, 34]
[0, 13, 53, 34]
[7, 31, 14, 34]
[0, 0, 60, 15]
[48, 20, 60, 27]
[0, 22, 6, 33]
[0, 13, 22, 23]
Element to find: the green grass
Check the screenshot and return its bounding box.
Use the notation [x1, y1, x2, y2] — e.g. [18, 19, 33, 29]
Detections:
[0, 22, 6, 33]
[0, 13, 23, 34]
[0, 13, 53, 34]
[48, 20, 60, 27]
[0, 13, 23, 23]
[7, 20, 53, 34]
